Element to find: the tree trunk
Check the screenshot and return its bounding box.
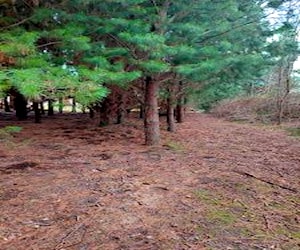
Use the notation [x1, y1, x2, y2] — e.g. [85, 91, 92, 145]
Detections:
[89, 107, 95, 119]
[275, 60, 292, 125]
[139, 103, 145, 119]
[99, 98, 110, 126]
[167, 87, 176, 132]
[139, 80, 145, 119]
[116, 93, 125, 124]
[33, 101, 41, 123]
[71, 97, 76, 113]
[4, 95, 11, 112]
[48, 100, 54, 116]
[144, 76, 160, 145]
[176, 99, 184, 123]
[176, 82, 184, 123]
[40, 101, 45, 115]
[58, 97, 63, 114]
[14, 92, 27, 120]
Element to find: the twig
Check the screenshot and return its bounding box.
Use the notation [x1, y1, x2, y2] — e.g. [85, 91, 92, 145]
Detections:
[0, 18, 32, 31]
[37, 41, 62, 48]
[262, 214, 270, 230]
[54, 209, 101, 250]
[55, 224, 87, 250]
[235, 170, 297, 193]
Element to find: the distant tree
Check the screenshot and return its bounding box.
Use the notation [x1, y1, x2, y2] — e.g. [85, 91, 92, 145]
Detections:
[260, 0, 299, 124]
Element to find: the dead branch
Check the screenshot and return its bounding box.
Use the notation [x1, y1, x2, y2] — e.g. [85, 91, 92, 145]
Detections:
[262, 214, 270, 231]
[0, 17, 32, 31]
[55, 223, 87, 250]
[235, 170, 297, 193]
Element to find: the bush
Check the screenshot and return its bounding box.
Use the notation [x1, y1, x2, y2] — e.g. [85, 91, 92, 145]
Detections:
[211, 93, 300, 123]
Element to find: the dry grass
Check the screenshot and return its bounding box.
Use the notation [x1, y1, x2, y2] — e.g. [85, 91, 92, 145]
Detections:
[211, 93, 300, 124]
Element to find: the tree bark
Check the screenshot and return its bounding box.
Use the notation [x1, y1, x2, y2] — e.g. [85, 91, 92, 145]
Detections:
[14, 92, 27, 120]
[144, 76, 160, 145]
[176, 82, 184, 123]
[176, 99, 184, 123]
[139, 81, 145, 119]
[71, 97, 76, 113]
[116, 93, 125, 124]
[276, 61, 292, 125]
[167, 86, 176, 132]
[33, 101, 41, 123]
[48, 99, 54, 116]
[4, 95, 11, 112]
[89, 107, 95, 119]
[58, 97, 63, 114]
[99, 98, 110, 126]
[40, 101, 45, 115]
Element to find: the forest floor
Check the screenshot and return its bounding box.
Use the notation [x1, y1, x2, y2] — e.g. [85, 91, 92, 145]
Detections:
[0, 112, 299, 250]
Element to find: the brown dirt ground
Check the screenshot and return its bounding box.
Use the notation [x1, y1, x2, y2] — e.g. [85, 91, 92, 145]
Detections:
[0, 112, 299, 250]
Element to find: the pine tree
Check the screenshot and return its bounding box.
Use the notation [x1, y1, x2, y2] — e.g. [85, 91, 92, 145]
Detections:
[0, 0, 288, 144]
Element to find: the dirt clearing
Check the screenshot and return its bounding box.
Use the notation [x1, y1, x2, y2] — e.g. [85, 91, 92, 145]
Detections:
[0, 113, 299, 250]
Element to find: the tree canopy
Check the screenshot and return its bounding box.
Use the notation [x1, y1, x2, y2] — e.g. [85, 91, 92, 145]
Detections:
[0, 0, 299, 144]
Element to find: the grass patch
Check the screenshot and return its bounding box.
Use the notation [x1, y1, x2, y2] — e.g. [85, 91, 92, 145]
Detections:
[164, 140, 185, 152]
[285, 127, 300, 137]
[291, 231, 300, 240]
[195, 189, 223, 206]
[0, 126, 23, 148]
[0, 126, 22, 139]
[207, 209, 237, 225]
[3, 126, 23, 133]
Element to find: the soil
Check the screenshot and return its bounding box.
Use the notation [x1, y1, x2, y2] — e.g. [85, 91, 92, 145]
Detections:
[0, 113, 299, 250]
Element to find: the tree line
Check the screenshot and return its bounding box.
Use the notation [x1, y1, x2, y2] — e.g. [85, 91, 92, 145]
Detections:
[0, 0, 299, 144]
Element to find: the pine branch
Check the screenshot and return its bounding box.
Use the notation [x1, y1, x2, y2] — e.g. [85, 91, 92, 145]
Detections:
[37, 42, 62, 48]
[106, 34, 138, 60]
[197, 19, 262, 44]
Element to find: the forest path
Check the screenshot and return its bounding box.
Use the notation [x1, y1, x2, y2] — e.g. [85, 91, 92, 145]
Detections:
[0, 113, 299, 250]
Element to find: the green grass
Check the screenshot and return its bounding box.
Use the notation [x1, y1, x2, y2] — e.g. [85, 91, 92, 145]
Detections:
[164, 140, 185, 152]
[3, 125, 22, 133]
[195, 189, 222, 206]
[285, 127, 300, 137]
[207, 209, 236, 225]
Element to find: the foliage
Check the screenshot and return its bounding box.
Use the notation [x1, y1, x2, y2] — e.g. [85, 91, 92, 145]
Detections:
[192, 82, 243, 111]
[0, 0, 298, 128]
[3, 126, 22, 134]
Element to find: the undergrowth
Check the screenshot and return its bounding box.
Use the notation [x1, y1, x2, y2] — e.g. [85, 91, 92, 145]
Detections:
[0, 126, 22, 143]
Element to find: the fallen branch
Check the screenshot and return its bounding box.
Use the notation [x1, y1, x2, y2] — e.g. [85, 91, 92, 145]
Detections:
[262, 214, 270, 231]
[54, 224, 87, 250]
[235, 170, 297, 193]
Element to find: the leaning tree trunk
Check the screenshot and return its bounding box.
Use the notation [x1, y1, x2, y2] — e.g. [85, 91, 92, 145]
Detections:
[144, 76, 160, 145]
[167, 86, 176, 132]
